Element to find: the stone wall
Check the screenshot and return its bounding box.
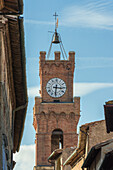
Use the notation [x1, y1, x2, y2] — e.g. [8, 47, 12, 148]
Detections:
[88, 120, 113, 152]
[0, 16, 15, 169]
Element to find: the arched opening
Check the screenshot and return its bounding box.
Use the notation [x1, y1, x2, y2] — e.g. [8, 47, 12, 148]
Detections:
[51, 129, 63, 152]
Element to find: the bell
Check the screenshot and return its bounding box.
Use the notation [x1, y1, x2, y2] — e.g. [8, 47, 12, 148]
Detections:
[52, 32, 60, 44]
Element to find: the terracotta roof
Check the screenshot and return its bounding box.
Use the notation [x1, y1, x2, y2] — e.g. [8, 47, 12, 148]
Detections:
[0, 0, 27, 153]
[0, 0, 23, 14]
[105, 100, 113, 105]
[82, 138, 113, 168]
[7, 16, 28, 152]
[81, 119, 104, 128]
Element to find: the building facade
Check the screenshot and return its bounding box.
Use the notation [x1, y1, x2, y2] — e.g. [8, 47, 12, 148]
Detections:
[0, 0, 27, 169]
[64, 120, 113, 170]
[33, 51, 80, 170]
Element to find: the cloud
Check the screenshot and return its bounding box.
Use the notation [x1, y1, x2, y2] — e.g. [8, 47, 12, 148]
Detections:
[61, 1, 113, 30]
[25, 19, 54, 26]
[13, 145, 35, 170]
[26, 56, 113, 72]
[28, 83, 113, 98]
[28, 86, 40, 98]
[25, 1, 113, 30]
[76, 57, 113, 70]
[74, 82, 113, 96]
[26, 57, 113, 70]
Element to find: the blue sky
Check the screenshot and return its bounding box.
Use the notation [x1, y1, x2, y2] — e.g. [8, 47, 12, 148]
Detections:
[14, 0, 113, 169]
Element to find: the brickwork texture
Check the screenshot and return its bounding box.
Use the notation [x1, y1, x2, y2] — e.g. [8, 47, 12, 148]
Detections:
[33, 51, 80, 169]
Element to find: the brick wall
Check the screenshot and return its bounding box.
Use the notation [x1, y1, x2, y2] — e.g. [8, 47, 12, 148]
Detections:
[33, 97, 80, 166]
[33, 51, 80, 168]
[39, 51, 75, 103]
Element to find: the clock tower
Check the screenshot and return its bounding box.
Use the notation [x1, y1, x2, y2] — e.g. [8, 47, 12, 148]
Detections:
[33, 51, 80, 170]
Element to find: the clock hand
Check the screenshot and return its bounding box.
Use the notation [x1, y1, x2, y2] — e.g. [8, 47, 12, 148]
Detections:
[55, 85, 57, 96]
[56, 87, 65, 89]
[53, 84, 57, 96]
[53, 84, 65, 95]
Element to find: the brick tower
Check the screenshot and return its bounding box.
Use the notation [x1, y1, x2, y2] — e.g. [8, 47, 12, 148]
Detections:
[33, 51, 80, 170]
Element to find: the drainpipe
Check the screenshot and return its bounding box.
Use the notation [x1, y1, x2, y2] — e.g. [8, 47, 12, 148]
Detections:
[48, 159, 55, 170]
[11, 103, 27, 170]
[80, 127, 89, 161]
[61, 157, 63, 170]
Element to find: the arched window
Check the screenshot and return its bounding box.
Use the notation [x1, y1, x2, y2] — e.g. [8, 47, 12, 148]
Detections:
[51, 129, 63, 152]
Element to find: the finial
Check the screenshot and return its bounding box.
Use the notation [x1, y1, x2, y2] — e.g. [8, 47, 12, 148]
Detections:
[53, 12, 58, 32]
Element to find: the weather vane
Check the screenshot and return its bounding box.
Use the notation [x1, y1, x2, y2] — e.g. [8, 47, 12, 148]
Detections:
[47, 12, 67, 59]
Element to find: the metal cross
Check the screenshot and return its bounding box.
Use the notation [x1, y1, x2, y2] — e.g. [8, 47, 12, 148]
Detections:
[53, 12, 58, 23]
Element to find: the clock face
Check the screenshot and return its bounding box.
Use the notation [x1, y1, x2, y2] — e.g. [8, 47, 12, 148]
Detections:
[46, 78, 66, 98]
